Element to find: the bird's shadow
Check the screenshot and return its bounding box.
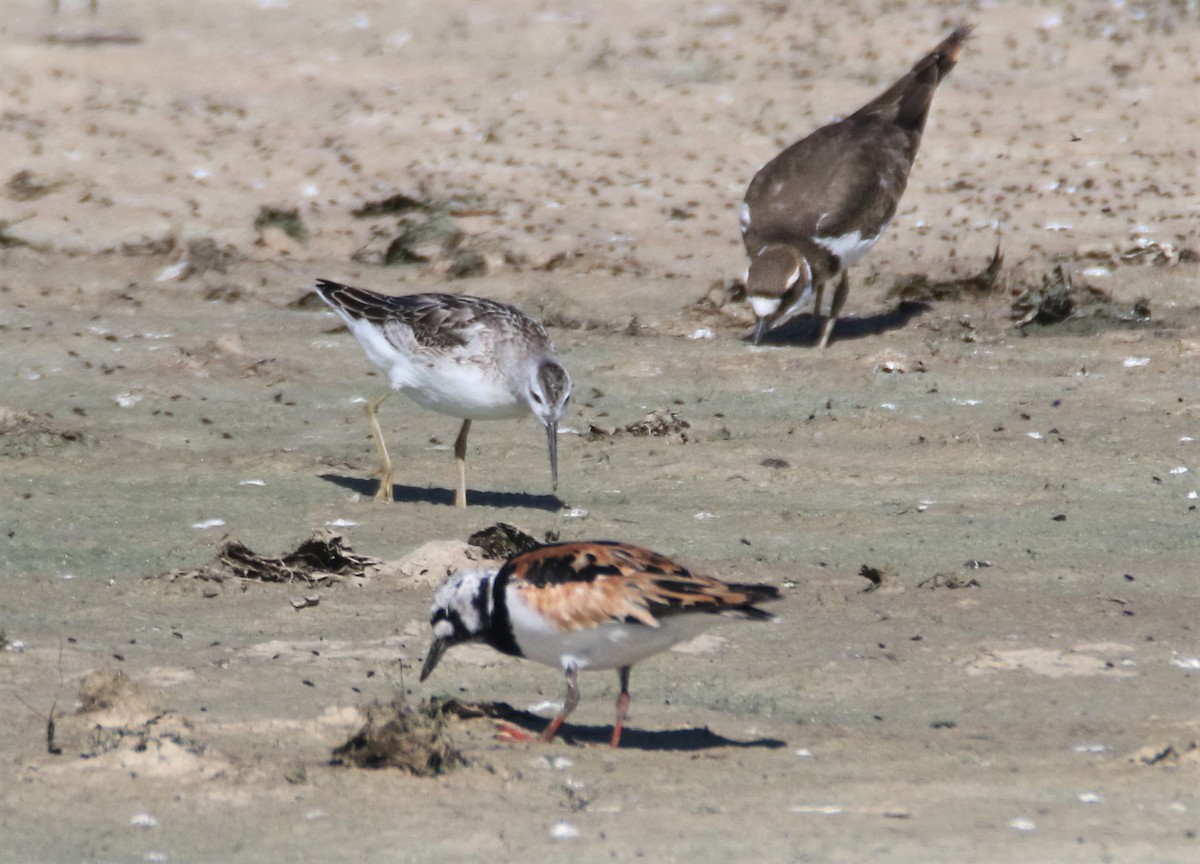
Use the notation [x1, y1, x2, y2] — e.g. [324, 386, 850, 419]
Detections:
[752, 300, 931, 347]
[319, 473, 564, 511]
[446, 700, 787, 752]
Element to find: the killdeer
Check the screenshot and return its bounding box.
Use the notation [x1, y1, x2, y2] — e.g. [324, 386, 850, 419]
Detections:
[741, 25, 972, 347]
[314, 279, 572, 508]
[420, 541, 780, 747]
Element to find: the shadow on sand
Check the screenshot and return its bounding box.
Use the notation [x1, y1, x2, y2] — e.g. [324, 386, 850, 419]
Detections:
[319, 473, 564, 511]
[446, 700, 787, 752]
[752, 299, 931, 347]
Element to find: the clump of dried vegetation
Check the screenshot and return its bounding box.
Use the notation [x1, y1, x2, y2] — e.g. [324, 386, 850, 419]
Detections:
[331, 698, 466, 777]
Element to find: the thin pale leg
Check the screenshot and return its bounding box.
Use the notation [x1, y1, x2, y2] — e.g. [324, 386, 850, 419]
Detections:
[453, 419, 471, 509]
[364, 391, 394, 502]
[540, 663, 581, 743]
[819, 271, 850, 349]
[610, 666, 631, 748]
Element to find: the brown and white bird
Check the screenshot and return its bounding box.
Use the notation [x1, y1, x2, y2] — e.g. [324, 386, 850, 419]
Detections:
[314, 279, 571, 508]
[420, 541, 780, 747]
[741, 25, 972, 347]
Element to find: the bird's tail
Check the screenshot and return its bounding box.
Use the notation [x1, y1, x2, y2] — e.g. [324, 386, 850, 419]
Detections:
[723, 583, 782, 620]
[856, 24, 973, 134]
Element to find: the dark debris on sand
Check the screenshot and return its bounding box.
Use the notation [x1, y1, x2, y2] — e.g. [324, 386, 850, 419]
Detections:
[886, 243, 1004, 303]
[155, 530, 381, 587]
[331, 698, 466, 776]
[467, 523, 543, 559]
[860, 564, 902, 593]
[349, 189, 492, 279]
[0, 406, 89, 458]
[1010, 265, 1151, 330]
[587, 409, 691, 443]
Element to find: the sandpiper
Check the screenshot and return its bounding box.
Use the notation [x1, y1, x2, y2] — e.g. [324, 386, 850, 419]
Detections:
[741, 25, 972, 347]
[314, 279, 572, 508]
[420, 541, 780, 747]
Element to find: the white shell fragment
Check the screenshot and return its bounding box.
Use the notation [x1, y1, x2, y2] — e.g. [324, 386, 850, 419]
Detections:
[192, 518, 226, 530]
[154, 260, 188, 282]
[550, 821, 581, 840]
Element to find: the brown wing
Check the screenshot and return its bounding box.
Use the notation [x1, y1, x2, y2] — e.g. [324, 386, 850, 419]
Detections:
[744, 124, 909, 252]
[314, 279, 545, 352]
[743, 25, 971, 253]
[505, 541, 779, 632]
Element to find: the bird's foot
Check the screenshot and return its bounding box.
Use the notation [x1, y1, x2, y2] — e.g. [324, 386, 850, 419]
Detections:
[494, 722, 539, 744]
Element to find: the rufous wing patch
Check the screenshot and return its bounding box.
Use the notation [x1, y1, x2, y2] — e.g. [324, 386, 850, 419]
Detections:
[514, 577, 659, 632]
[505, 541, 778, 632]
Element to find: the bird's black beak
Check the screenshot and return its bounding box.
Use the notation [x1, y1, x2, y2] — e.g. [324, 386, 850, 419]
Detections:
[752, 317, 770, 345]
[546, 421, 559, 491]
[420, 636, 449, 682]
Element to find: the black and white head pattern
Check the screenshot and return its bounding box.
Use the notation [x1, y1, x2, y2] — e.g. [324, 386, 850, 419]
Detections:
[428, 568, 496, 645]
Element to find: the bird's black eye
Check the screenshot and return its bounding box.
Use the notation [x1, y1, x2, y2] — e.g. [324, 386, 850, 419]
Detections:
[531, 393, 544, 404]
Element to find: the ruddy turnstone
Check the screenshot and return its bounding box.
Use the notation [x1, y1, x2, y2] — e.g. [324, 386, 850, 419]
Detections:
[419, 541, 780, 747]
[314, 279, 572, 508]
[741, 25, 972, 347]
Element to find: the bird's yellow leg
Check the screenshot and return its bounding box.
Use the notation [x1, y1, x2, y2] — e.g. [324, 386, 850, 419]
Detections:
[364, 391, 394, 502]
[453, 419, 471, 509]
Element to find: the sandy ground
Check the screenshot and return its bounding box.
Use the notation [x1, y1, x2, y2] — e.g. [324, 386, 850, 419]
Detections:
[2, 0, 1199, 861]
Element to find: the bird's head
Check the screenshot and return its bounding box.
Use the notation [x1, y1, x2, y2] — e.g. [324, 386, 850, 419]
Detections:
[745, 244, 812, 345]
[420, 568, 496, 682]
[526, 359, 572, 490]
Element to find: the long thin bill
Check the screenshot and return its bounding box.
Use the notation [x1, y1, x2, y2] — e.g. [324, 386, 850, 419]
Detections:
[752, 317, 770, 345]
[419, 637, 448, 682]
[546, 421, 559, 491]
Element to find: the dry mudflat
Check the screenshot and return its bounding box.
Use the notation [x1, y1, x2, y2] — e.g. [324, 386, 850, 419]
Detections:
[1, 1, 1199, 862]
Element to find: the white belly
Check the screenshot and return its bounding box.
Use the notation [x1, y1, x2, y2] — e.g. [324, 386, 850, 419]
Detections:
[507, 591, 721, 672]
[814, 223, 886, 269]
[402, 360, 527, 420]
[346, 317, 527, 420]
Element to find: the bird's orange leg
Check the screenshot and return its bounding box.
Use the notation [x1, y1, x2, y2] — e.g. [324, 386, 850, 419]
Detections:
[610, 666, 631, 748]
[541, 663, 580, 743]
